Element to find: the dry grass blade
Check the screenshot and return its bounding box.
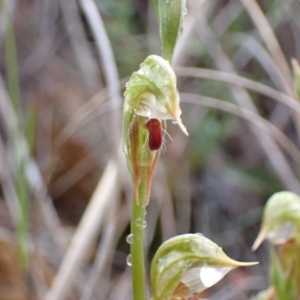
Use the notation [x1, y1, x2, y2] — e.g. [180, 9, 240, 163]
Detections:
[194, 14, 300, 194]
[0, 142, 21, 226]
[45, 159, 118, 300]
[175, 67, 300, 113]
[0, 75, 66, 250]
[80, 193, 118, 300]
[240, 0, 300, 137]
[54, 77, 128, 151]
[59, 0, 101, 93]
[213, 1, 243, 37]
[229, 33, 287, 90]
[240, 0, 294, 94]
[0, 230, 28, 300]
[20, 0, 59, 77]
[78, 0, 121, 146]
[49, 153, 99, 199]
[82, 168, 132, 299]
[181, 93, 300, 174]
[54, 101, 112, 152]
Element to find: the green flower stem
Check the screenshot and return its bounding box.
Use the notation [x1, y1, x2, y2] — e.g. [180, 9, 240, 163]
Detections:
[131, 167, 147, 300]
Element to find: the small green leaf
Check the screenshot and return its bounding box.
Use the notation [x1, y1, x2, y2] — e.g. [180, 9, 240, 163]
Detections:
[150, 234, 258, 300]
[151, 0, 187, 62]
[252, 191, 300, 250]
[25, 105, 37, 154]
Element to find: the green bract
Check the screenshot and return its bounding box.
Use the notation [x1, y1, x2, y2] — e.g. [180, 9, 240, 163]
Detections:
[151, 0, 187, 62]
[150, 234, 258, 300]
[252, 191, 300, 250]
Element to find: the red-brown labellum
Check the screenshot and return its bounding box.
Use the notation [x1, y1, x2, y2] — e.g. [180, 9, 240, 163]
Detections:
[144, 118, 162, 150]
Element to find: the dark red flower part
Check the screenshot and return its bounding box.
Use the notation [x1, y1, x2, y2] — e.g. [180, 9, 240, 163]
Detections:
[145, 118, 163, 151]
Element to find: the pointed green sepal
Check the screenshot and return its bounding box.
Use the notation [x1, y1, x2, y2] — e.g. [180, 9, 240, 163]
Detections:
[151, 0, 187, 62]
[150, 234, 258, 300]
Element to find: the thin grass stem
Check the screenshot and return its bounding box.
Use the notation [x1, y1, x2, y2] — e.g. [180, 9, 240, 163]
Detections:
[3, 6, 21, 115]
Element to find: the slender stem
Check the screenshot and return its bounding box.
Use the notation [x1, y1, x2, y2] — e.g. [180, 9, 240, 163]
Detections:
[3, 1, 29, 270]
[131, 168, 147, 300]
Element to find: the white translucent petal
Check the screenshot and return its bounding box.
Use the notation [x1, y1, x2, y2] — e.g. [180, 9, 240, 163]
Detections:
[267, 221, 296, 244]
[200, 266, 232, 288]
[180, 266, 232, 295]
[135, 93, 171, 120]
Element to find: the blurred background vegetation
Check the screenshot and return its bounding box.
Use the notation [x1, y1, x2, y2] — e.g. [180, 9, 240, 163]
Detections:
[0, 0, 300, 299]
